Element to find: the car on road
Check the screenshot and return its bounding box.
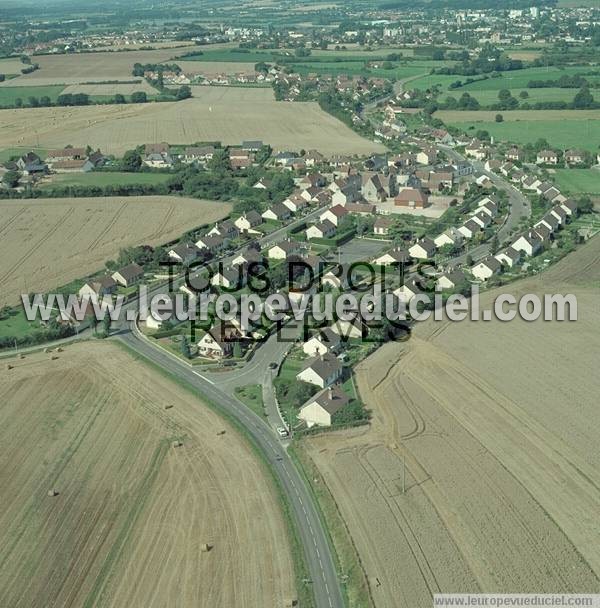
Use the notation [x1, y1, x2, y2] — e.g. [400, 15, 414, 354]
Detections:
[277, 426, 289, 438]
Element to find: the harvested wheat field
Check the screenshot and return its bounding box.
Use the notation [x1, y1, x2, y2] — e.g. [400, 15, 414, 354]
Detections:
[60, 81, 158, 96]
[0, 48, 191, 87]
[0, 196, 230, 305]
[0, 341, 295, 607]
[303, 236, 600, 608]
[0, 87, 385, 156]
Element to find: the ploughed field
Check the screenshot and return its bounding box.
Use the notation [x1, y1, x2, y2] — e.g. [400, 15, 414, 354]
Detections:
[0, 341, 296, 607]
[0, 196, 230, 305]
[303, 236, 600, 607]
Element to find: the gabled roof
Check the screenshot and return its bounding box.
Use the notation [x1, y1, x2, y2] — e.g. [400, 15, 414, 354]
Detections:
[114, 262, 143, 282]
[300, 352, 342, 381]
[302, 385, 349, 416]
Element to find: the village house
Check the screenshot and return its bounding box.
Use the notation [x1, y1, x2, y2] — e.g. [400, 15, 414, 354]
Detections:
[535, 212, 560, 234]
[394, 279, 424, 304]
[320, 204, 349, 226]
[395, 188, 429, 209]
[495, 247, 521, 268]
[560, 199, 578, 217]
[434, 227, 464, 248]
[408, 237, 436, 260]
[536, 149, 559, 165]
[298, 172, 327, 189]
[550, 204, 568, 226]
[111, 263, 144, 288]
[181, 146, 215, 164]
[78, 275, 117, 298]
[511, 231, 543, 257]
[457, 218, 482, 240]
[416, 148, 437, 166]
[231, 248, 263, 267]
[143, 143, 173, 168]
[211, 266, 247, 290]
[16, 152, 47, 175]
[298, 386, 349, 428]
[374, 216, 395, 236]
[302, 328, 342, 357]
[464, 141, 488, 161]
[471, 210, 492, 229]
[471, 257, 501, 281]
[428, 168, 454, 191]
[296, 353, 343, 388]
[505, 146, 525, 162]
[262, 203, 291, 222]
[241, 140, 263, 152]
[195, 234, 226, 254]
[436, 270, 467, 291]
[46, 147, 87, 162]
[268, 240, 300, 260]
[475, 174, 493, 189]
[52, 158, 95, 173]
[564, 149, 586, 166]
[361, 172, 396, 202]
[306, 220, 336, 240]
[373, 248, 410, 266]
[168, 243, 200, 264]
[304, 150, 325, 167]
[197, 322, 241, 359]
[234, 210, 263, 233]
[282, 193, 308, 213]
[253, 177, 272, 190]
[209, 220, 240, 240]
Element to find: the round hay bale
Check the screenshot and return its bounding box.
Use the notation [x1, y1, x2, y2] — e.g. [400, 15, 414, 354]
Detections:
[172, 440, 183, 448]
[47, 489, 58, 497]
[200, 543, 212, 552]
[6, 364, 13, 370]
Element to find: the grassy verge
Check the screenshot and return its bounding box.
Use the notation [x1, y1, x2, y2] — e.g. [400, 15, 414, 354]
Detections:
[38, 171, 172, 189]
[112, 339, 316, 608]
[290, 440, 373, 608]
[234, 384, 267, 418]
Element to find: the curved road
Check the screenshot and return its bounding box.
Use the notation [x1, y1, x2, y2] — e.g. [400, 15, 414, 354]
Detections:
[117, 325, 344, 608]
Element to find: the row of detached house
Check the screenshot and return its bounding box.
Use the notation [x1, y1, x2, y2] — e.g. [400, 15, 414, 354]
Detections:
[7, 147, 105, 179]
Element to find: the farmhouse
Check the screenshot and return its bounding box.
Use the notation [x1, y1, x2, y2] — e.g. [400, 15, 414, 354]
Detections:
[303, 328, 342, 357]
[471, 257, 501, 281]
[296, 353, 343, 388]
[306, 221, 336, 240]
[395, 188, 429, 209]
[78, 275, 117, 297]
[197, 323, 238, 359]
[47, 147, 87, 162]
[52, 158, 95, 173]
[374, 216, 395, 235]
[111, 263, 144, 287]
[298, 386, 349, 428]
[143, 143, 173, 168]
[408, 237, 436, 260]
[16, 152, 47, 175]
[345, 202, 376, 215]
[495, 247, 521, 268]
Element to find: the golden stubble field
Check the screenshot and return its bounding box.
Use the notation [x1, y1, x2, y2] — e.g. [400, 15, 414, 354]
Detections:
[0, 341, 295, 607]
[0, 196, 230, 305]
[0, 47, 192, 87]
[0, 86, 386, 156]
[302, 236, 600, 607]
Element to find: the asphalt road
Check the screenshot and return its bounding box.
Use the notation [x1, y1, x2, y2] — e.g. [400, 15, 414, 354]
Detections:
[118, 326, 344, 608]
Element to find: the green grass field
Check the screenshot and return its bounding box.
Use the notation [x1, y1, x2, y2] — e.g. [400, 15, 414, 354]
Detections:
[437, 109, 600, 151]
[447, 87, 581, 106]
[39, 171, 172, 189]
[553, 169, 600, 195]
[0, 309, 41, 339]
[0, 85, 65, 107]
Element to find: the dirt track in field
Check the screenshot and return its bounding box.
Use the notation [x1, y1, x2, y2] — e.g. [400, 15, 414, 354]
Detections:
[0, 86, 385, 156]
[303, 236, 600, 607]
[0, 196, 230, 305]
[0, 341, 295, 607]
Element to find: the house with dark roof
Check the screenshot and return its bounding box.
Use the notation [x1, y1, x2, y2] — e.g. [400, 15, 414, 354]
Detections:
[298, 386, 349, 428]
[296, 353, 343, 388]
[112, 263, 144, 287]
